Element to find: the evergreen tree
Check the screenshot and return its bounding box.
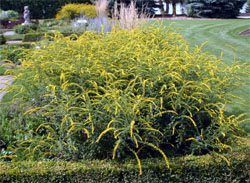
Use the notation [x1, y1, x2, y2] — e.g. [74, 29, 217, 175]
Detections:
[246, 0, 250, 13]
[186, 0, 247, 18]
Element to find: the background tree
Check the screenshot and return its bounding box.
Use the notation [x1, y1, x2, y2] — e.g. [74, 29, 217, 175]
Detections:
[171, 0, 177, 16]
[158, 0, 165, 16]
[186, 0, 247, 18]
[164, 0, 171, 16]
[246, 0, 250, 13]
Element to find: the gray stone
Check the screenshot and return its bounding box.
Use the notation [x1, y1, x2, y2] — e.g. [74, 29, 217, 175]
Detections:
[0, 76, 14, 102]
[3, 31, 16, 36]
[6, 40, 22, 44]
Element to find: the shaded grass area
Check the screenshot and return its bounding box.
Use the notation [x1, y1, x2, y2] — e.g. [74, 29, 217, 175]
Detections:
[152, 19, 250, 132]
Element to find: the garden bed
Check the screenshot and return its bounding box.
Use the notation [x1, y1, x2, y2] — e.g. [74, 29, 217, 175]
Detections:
[240, 29, 250, 36]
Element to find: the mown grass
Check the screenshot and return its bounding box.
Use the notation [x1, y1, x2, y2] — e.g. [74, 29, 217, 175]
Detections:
[159, 19, 250, 65]
[151, 19, 250, 132]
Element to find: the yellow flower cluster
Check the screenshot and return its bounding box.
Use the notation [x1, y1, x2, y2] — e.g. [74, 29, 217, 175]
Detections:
[56, 3, 96, 20]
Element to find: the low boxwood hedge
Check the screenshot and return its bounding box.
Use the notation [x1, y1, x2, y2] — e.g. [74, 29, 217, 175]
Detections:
[0, 147, 249, 183]
[22, 32, 51, 42]
[22, 32, 78, 42]
[7, 42, 33, 49]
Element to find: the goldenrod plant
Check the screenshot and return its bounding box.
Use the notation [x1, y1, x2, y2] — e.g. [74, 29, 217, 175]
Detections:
[1, 23, 249, 174]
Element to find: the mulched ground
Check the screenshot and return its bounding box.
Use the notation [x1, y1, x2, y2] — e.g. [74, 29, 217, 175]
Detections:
[240, 29, 250, 36]
[0, 14, 24, 29]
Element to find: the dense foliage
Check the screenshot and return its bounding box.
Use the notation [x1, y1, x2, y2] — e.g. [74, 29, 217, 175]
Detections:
[247, 0, 250, 13]
[0, 147, 249, 182]
[13, 23, 39, 34]
[186, 0, 247, 18]
[1, 24, 249, 174]
[0, 0, 92, 19]
[0, 44, 32, 64]
[0, 9, 19, 21]
[0, 34, 6, 45]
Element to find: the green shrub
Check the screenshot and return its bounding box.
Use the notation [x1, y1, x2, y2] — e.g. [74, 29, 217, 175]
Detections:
[0, 65, 8, 75]
[0, 9, 18, 21]
[1, 24, 250, 174]
[0, 44, 31, 64]
[5, 10, 18, 20]
[22, 32, 47, 42]
[56, 3, 97, 20]
[13, 23, 39, 34]
[0, 147, 249, 182]
[22, 32, 76, 42]
[0, 34, 6, 45]
[0, 106, 26, 152]
[39, 19, 64, 28]
[9, 42, 33, 49]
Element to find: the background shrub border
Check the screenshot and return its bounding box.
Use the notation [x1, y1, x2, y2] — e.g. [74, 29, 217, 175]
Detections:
[0, 0, 92, 19]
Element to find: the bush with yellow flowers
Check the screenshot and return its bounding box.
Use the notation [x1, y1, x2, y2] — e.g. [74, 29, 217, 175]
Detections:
[1, 24, 249, 174]
[56, 3, 96, 20]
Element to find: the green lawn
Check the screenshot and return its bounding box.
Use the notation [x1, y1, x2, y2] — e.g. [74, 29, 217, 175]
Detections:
[161, 19, 250, 65]
[152, 19, 250, 131]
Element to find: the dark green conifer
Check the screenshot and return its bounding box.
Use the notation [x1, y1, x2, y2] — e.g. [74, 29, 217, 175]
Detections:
[186, 0, 247, 18]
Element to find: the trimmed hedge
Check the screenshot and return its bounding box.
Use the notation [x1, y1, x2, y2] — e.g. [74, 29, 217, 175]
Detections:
[13, 23, 39, 34]
[22, 32, 77, 42]
[22, 32, 50, 42]
[0, 147, 249, 183]
[0, 0, 92, 19]
[0, 34, 6, 45]
[8, 42, 33, 49]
